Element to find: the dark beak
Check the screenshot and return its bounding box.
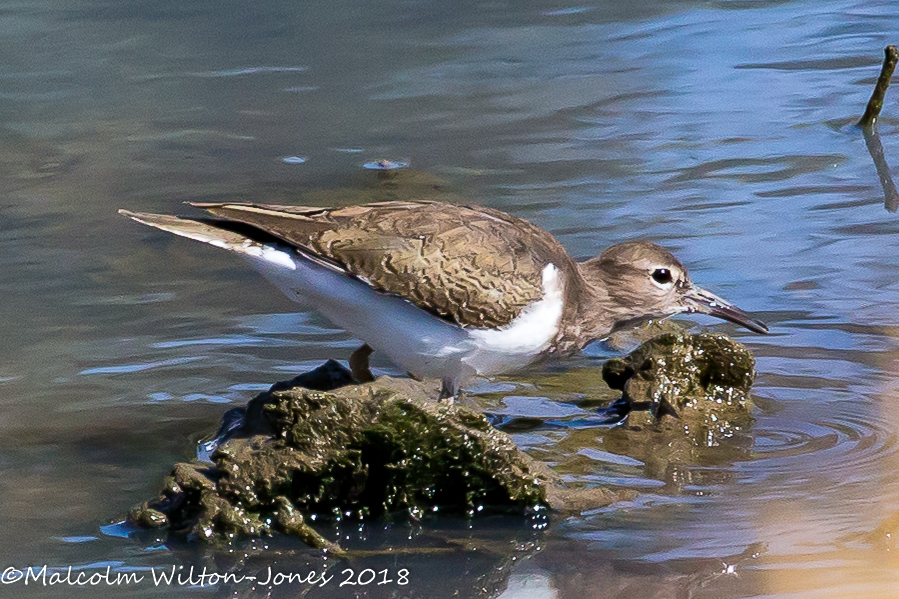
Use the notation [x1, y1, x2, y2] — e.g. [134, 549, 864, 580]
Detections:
[682, 285, 769, 334]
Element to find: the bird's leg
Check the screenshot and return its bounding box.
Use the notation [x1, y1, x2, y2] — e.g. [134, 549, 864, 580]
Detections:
[439, 376, 460, 403]
[439, 363, 477, 403]
[349, 343, 375, 383]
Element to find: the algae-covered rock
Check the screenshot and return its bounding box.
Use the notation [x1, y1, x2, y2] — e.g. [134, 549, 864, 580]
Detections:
[601, 332, 756, 431]
[130, 362, 618, 548]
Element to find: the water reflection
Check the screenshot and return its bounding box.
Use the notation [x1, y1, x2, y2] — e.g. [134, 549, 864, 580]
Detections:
[861, 126, 899, 212]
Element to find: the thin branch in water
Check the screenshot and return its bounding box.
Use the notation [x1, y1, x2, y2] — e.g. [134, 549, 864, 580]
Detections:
[856, 46, 899, 211]
[858, 45, 898, 128]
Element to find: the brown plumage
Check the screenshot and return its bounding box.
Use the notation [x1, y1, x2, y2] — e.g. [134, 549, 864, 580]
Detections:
[193, 200, 577, 329]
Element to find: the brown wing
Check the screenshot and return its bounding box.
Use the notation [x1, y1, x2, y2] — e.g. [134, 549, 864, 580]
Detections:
[191, 200, 575, 328]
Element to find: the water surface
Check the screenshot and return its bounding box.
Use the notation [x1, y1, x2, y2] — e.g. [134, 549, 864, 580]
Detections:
[3, 0, 899, 597]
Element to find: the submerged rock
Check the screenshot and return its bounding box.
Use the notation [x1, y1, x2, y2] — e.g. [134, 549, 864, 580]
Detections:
[601, 332, 756, 433]
[130, 361, 627, 549]
[130, 333, 756, 548]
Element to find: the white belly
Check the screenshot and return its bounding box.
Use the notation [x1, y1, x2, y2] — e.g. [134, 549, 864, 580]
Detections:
[245, 243, 565, 388]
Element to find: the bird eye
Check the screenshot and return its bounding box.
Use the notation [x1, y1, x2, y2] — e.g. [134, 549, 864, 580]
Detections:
[652, 268, 673, 285]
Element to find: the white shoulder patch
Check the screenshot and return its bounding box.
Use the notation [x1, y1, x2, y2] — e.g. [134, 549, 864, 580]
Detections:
[468, 263, 564, 354]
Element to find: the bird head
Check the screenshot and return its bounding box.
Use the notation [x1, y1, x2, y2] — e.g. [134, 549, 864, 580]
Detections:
[582, 241, 769, 335]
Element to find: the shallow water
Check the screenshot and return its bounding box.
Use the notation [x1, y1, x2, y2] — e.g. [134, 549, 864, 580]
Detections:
[3, 0, 899, 596]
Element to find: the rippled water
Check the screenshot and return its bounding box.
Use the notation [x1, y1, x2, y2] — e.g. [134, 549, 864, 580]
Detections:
[3, 0, 899, 596]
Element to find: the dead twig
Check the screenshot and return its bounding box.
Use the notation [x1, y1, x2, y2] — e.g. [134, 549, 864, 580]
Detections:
[858, 45, 898, 128]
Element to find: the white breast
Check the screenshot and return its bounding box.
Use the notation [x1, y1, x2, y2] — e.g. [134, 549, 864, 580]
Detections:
[462, 263, 564, 375]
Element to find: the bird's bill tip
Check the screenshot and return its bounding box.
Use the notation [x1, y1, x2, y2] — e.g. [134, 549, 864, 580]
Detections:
[684, 286, 769, 334]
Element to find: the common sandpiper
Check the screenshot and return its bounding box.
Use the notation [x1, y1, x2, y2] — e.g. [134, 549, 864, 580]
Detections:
[119, 200, 768, 397]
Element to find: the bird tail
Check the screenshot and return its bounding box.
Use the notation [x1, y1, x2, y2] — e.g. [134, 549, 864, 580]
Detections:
[118, 209, 257, 251]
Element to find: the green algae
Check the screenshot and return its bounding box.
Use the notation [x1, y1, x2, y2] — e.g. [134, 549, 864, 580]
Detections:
[129, 333, 755, 549]
[128, 362, 624, 550]
[519, 332, 761, 493]
[602, 332, 756, 435]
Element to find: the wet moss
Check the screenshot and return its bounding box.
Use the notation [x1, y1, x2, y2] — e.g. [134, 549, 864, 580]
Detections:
[130, 334, 757, 548]
[129, 362, 624, 549]
[602, 332, 756, 434]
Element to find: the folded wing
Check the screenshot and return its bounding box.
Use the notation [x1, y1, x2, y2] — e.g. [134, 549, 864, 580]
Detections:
[187, 200, 575, 329]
